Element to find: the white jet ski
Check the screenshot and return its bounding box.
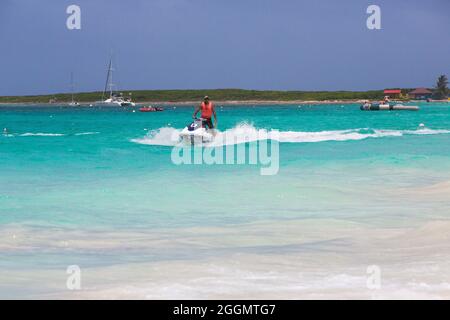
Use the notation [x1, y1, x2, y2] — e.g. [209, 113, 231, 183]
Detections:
[179, 118, 214, 145]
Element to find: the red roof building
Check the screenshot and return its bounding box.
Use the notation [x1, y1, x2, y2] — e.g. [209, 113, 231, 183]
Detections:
[384, 89, 401, 94]
[383, 89, 402, 98]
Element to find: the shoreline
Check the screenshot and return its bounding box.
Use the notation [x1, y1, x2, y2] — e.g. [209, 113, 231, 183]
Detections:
[1, 99, 446, 107]
[0, 99, 364, 106]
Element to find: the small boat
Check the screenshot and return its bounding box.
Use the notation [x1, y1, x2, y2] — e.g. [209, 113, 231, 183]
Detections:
[139, 106, 164, 112]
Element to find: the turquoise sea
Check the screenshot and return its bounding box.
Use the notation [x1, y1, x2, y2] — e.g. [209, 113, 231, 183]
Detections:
[1, 103, 450, 299]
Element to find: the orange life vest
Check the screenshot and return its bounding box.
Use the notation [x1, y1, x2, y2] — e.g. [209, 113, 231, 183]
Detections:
[200, 101, 213, 119]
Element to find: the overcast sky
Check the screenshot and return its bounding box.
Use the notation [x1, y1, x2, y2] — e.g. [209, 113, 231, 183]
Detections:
[0, 0, 449, 95]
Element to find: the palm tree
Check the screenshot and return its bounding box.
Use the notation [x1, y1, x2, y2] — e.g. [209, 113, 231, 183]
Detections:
[434, 75, 448, 100]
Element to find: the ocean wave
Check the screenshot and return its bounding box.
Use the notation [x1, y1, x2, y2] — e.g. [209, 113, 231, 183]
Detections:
[131, 124, 450, 147]
[74, 132, 100, 136]
[11, 132, 100, 137]
[19, 133, 65, 137]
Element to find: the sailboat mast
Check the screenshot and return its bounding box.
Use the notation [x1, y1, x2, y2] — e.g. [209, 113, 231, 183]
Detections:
[109, 59, 114, 98]
[70, 72, 75, 104]
[102, 58, 113, 100]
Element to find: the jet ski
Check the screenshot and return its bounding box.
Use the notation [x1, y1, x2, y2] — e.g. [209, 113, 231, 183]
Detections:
[179, 118, 214, 145]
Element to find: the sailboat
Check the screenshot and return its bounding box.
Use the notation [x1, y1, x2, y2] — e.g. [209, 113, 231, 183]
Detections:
[68, 72, 80, 106]
[95, 57, 135, 107]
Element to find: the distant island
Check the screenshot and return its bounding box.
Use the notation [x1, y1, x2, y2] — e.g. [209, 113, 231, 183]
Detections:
[0, 88, 419, 105]
[2, 76, 447, 105]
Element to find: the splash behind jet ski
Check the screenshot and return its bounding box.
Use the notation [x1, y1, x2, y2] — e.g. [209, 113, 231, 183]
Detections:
[179, 118, 214, 145]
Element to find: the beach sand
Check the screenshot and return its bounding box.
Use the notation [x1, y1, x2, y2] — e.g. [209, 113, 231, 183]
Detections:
[2, 216, 450, 299]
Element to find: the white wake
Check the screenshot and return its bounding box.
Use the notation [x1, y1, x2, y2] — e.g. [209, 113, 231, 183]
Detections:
[131, 123, 450, 147]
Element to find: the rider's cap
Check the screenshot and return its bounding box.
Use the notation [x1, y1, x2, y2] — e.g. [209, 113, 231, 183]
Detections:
[204, 96, 209, 100]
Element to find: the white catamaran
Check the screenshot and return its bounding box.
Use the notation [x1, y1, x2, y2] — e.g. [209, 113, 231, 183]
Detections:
[95, 57, 135, 107]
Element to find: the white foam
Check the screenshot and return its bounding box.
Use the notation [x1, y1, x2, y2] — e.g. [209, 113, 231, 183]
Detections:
[132, 127, 180, 146]
[404, 128, 450, 135]
[131, 124, 450, 147]
[74, 132, 100, 136]
[19, 133, 65, 137]
[15, 132, 100, 137]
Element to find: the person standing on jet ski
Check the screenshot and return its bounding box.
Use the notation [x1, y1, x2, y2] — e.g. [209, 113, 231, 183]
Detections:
[192, 96, 217, 129]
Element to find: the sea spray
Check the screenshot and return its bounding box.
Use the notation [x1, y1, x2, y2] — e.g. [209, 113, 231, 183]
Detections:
[131, 124, 450, 147]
